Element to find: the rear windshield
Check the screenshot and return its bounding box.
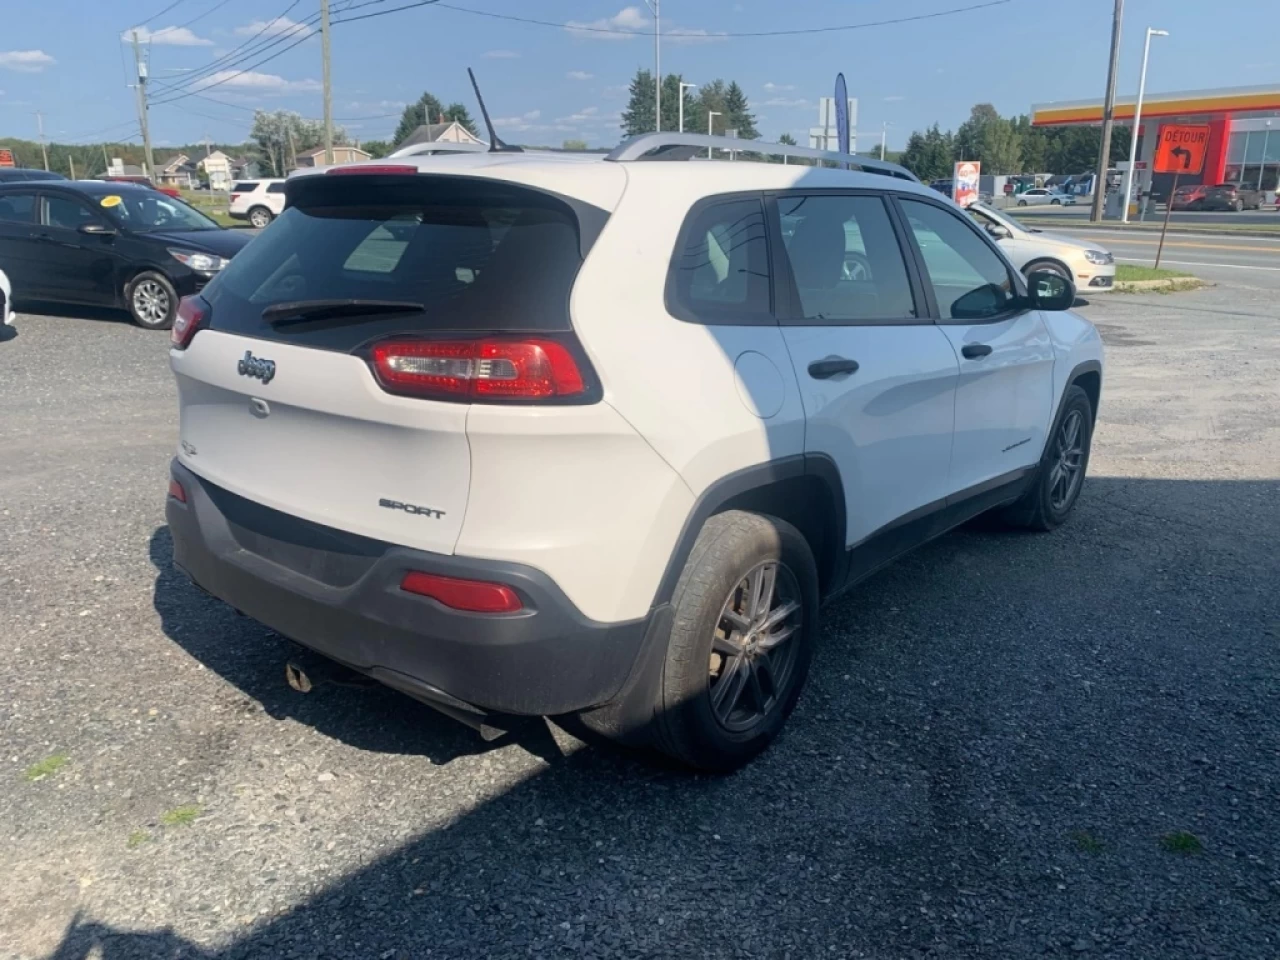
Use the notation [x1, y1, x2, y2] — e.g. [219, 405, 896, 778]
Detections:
[231, 181, 259, 193]
[202, 175, 590, 350]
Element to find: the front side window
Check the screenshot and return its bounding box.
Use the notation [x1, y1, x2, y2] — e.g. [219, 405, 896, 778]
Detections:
[0, 192, 36, 223]
[899, 198, 1017, 321]
[777, 194, 916, 323]
[668, 197, 771, 323]
[43, 196, 99, 230]
[105, 192, 221, 232]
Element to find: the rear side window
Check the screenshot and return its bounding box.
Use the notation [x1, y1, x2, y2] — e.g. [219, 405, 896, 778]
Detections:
[667, 197, 772, 324]
[776, 194, 917, 324]
[0, 193, 36, 222]
[203, 175, 591, 350]
[267, 183, 286, 194]
[231, 182, 259, 193]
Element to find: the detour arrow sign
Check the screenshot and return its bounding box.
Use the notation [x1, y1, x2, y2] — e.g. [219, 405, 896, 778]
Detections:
[1153, 124, 1210, 175]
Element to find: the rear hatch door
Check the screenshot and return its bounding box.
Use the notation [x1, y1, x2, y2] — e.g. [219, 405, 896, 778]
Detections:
[171, 170, 592, 554]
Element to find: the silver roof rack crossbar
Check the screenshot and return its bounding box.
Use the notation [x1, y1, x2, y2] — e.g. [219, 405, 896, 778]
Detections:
[604, 132, 919, 182]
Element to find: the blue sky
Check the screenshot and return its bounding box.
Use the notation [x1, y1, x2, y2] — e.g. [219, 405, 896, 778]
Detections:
[0, 0, 1276, 150]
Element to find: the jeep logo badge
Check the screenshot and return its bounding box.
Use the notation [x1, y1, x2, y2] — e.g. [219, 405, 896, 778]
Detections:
[237, 350, 276, 384]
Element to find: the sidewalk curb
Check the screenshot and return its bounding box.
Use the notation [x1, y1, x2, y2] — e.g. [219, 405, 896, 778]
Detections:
[1112, 277, 1208, 294]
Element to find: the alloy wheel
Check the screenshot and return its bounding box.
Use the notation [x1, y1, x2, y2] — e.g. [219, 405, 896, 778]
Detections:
[251, 209, 271, 228]
[1048, 409, 1086, 511]
[132, 280, 170, 327]
[708, 560, 803, 733]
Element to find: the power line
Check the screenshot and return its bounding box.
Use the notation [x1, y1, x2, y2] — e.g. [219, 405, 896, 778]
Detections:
[174, 0, 237, 29]
[332, 0, 440, 26]
[133, 0, 190, 27]
[432, 0, 1014, 37]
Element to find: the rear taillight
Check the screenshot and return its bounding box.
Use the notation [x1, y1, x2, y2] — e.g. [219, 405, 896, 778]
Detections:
[168, 479, 187, 503]
[400, 571, 523, 613]
[229, 193, 241, 203]
[369, 338, 589, 403]
[326, 164, 417, 176]
[171, 296, 208, 349]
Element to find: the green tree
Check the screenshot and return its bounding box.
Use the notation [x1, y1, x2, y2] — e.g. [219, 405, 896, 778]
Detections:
[621, 68, 656, 136]
[562, 138, 588, 151]
[723, 81, 758, 140]
[443, 103, 478, 136]
[361, 139, 391, 159]
[392, 93, 476, 146]
[692, 79, 729, 139]
[778, 132, 797, 145]
[660, 74, 699, 132]
[250, 110, 345, 176]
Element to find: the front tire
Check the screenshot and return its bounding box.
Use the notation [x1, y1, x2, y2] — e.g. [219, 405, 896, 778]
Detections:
[1004, 384, 1094, 531]
[126, 271, 177, 330]
[653, 511, 818, 772]
[249, 206, 274, 228]
[1232, 199, 1243, 212]
[1017, 199, 1028, 207]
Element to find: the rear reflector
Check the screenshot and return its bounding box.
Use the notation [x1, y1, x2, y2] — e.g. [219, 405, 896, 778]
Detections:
[326, 164, 417, 176]
[400, 571, 523, 613]
[371, 338, 587, 403]
[171, 296, 207, 349]
[168, 479, 187, 503]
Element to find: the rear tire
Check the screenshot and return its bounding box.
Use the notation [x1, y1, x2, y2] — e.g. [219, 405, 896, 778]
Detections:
[652, 511, 818, 772]
[1017, 199, 1028, 207]
[1003, 385, 1094, 531]
[126, 271, 177, 330]
[249, 206, 274, 228]
[1233, 199, 1243, 212]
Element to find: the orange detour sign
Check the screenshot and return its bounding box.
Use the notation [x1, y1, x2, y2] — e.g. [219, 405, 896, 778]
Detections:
[1153, 124, 1209, 175]
[0, 149, 15, 168]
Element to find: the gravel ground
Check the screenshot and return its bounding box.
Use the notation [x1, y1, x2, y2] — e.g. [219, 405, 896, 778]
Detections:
[2, 283, 1278, 960]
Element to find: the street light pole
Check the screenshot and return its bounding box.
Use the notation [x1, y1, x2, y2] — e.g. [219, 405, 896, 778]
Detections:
[1121, 27, 1167, 223]
[1091, 0, 1124, 222]
[707, 110, 721, 159]
[678, 81, 697, 133]
[321, 0, 334, 164]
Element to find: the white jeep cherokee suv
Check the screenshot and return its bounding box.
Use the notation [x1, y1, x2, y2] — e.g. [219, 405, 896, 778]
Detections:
[165, 136, 1103, 771]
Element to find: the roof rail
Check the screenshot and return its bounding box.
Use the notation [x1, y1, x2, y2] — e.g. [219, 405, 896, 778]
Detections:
[604, 132, 919, 182]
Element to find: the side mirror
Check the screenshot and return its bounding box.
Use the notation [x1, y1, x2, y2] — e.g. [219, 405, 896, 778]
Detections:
[79, 223, 117, 237]
[987, 224, 1012, 240]
[1026, 269, 1074, 312]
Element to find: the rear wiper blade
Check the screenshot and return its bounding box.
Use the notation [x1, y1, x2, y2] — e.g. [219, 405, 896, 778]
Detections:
[262, 299, 425, 326]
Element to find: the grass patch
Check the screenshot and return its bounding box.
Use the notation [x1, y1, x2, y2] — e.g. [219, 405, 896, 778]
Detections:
[160, 804, 203, 827]
[24, 753, 69, 781]
[1115, 264, 1190, 282]
[127, 829, 151, 849]
[1072, 830, 1106, 853]
[1159, 830, 1203, 854]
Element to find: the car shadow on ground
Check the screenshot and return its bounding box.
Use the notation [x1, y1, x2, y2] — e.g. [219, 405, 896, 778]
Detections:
[15, 301, 136, 326]
[63, 476, 1280, 959]
[0, 322, 16, 343]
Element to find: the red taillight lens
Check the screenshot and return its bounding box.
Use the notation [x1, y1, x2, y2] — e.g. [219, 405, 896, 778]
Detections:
[168, 479, 187, 503]
[400, 571, 523, 613]
[370, 338, 588, 402]
[172, 296, 207, 349]
[229, 193, 241, 203]
[326, 164, 417, 176]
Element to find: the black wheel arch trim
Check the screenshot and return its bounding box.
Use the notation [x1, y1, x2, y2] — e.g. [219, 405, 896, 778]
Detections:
[650, 453, 848, 608]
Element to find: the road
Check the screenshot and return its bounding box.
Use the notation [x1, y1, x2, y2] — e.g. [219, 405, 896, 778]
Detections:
[2, 285, 1279, 960]
[1004, 203, 1279, 228]
[1037, 225, 1280, 291]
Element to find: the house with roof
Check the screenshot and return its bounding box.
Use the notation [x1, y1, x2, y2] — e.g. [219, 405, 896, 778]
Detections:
[157, 154, 199, 190]
[295, 144, 373, 168]
[397, 122, 485, 150]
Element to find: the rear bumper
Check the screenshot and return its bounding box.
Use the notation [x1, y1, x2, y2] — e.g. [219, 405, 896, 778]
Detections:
[165, 460, 653, 717]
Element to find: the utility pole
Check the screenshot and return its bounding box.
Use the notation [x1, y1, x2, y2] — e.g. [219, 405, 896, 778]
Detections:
[288, 126, 298, 172]
[69, 156, 76, 179]
[881, 121, 888, 161]
[643, 0, 660, 132]
[35, 111, 49, 170]
[131, 31, 156, 180]
[1091, 0, 1124, 222]
[321, 0, 334, 164]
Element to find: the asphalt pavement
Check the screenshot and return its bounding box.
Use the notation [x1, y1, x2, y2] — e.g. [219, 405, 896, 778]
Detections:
[2, 284, 1279, 960]
[1003, 203, 1280, 228]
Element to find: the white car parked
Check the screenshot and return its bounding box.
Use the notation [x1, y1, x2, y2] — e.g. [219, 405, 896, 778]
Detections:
[965, 202, 1115, 296]
[0, 267, 11, 326]
[1015, 188, 1076, 207]
[165, 135, 1103, 771]
[227, 179, 287, 228]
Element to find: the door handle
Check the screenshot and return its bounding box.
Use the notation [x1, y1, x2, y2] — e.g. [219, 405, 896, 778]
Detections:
[961, 343, 993, 360]
[808, 356, 860, 380]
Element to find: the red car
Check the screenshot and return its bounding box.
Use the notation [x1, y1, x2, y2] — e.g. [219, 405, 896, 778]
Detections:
[99, 175, 181, 199]
[1169, 184, 1209, 211]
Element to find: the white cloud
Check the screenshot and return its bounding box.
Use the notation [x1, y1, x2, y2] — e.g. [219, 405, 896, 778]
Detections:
[192, 70, 321, 94]
[120, 25, 213, 46]
[883, 95, 906, 102]
[763, 82, 795, 93]
[557, 106, 600, 124]
[565, 6, 650, 39]
[567, 71, 594, 81]
[483, 49, 520, 59]
[0, 50, 56, 72]
[234, 16, 312, 39]
[762, 97, 809, 108]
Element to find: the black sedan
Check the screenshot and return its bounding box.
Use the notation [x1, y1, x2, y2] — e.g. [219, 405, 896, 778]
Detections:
[0, 168, 67, 183]
[0, 180, 252, 329]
